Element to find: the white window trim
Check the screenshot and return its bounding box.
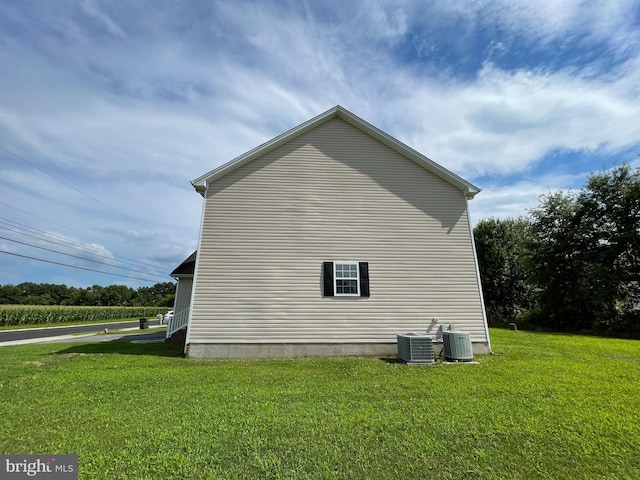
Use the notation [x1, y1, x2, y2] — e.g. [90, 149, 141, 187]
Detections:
[334, 261, 360, 296]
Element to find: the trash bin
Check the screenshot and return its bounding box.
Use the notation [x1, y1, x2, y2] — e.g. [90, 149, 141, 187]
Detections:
[139, 317, 149, 330]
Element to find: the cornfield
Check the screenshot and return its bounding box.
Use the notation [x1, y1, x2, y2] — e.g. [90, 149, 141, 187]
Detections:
[0, 305, 163, 327]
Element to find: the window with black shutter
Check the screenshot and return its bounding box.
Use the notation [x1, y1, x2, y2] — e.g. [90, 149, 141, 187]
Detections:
[323, 261, 369, 297]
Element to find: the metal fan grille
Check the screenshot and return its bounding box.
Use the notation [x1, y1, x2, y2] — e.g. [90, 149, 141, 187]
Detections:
[397, 334, 435, 363]
[443, 330, 473, 361]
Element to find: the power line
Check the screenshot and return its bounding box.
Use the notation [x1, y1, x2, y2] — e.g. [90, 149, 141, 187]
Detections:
[0, 220, 143, 271]
[0, 217, 166, 276]
[0, 144, 159, 235]
[0, 236, 169, 281]
[0, 144, 188, 252]
[0, 202, 164, 270]
[0, 250, 163, 283]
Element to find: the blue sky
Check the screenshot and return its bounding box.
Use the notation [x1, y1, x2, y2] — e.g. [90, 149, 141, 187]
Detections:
[1, 0, 639, 288]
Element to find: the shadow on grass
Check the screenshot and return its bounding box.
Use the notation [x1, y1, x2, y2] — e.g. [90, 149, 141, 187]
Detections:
[49, 337, 184, 358]
[379, 356, 404, 364]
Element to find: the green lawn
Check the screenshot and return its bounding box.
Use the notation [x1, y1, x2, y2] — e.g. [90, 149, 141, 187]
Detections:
[0, 329, 638, 479]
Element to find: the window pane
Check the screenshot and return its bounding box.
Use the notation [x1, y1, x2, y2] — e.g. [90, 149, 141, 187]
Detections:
[336, 279, 357, 294]
[336, 263, 357, 278]
[335, 264, 359, 294]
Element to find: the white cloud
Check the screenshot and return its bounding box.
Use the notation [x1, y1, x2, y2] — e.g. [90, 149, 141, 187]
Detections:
[466, 163, 638, 225]
[430, 0, 639, 50]
[1, 0, 639, 286]
[3, 1, 638, 182]
[80, 0, 128, 40]
[0, 222, 118, 270]
[379, 59, 640, 176]
[363, 2, 408, 41]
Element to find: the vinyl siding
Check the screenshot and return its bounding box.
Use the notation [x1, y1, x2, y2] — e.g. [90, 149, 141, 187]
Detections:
[174, 277, 193, 315]
[189, 118, 487, 344]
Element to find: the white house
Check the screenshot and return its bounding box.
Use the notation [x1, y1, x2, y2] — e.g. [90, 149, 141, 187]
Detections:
[167, 106, 490, 359]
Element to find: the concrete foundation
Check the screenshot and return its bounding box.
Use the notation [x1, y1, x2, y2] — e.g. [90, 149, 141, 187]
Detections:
[186, 341, 491, 360]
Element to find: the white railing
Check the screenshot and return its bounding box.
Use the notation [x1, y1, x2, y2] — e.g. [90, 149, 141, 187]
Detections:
[166, 308, 189, 338]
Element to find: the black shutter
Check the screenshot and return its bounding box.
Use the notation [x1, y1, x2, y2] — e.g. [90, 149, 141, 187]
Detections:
[323, 262, 334, 297]
[359, 262, 370, 297]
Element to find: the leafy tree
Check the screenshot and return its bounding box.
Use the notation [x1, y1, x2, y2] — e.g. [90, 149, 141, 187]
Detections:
[88, 285, 105, 306]
[69, 287, 94, 306]
[474, 217, 534, 323]
[0, 285, 21, 304]
[0, 282, 175, 307]
[576, 164, 640, 331]
[529, 164, 640, 333]
[160, 293, 175, 308]
[99, 285, 135, 306]
[132, 282, 175, 306]
[528, 191, 598, 329]
[48, 283, 73, 305]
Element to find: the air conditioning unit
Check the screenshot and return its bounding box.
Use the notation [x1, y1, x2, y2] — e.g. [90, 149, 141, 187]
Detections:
[397, 333, 435, 364]
[442, 326, 473, 361]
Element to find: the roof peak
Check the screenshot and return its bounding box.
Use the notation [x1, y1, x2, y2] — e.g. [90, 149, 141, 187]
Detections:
[192, 105, 480, 199]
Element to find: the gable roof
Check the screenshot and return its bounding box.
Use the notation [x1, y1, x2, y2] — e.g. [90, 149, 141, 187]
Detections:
[170, 251, 197, 277]
[192, 105, 481, 199]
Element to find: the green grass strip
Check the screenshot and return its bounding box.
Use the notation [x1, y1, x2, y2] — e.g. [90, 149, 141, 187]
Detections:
[0, 329, 638, 479]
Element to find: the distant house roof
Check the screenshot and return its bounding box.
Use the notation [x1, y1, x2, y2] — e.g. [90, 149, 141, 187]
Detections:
[170, 251, 196, 277]
[191, 105, 481, 199]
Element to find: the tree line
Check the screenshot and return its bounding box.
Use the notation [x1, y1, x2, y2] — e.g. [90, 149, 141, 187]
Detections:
[474, 163, 640, 336]
[0, 281, 175, 308]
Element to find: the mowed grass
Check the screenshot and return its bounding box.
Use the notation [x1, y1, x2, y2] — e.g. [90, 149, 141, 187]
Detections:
[0, 330, 638, 480]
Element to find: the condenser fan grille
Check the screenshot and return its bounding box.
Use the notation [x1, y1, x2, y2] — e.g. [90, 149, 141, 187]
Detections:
[397, 333, 435, 364]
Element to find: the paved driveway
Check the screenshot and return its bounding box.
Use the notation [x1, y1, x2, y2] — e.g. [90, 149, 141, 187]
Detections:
[0, 322, 165, 346]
